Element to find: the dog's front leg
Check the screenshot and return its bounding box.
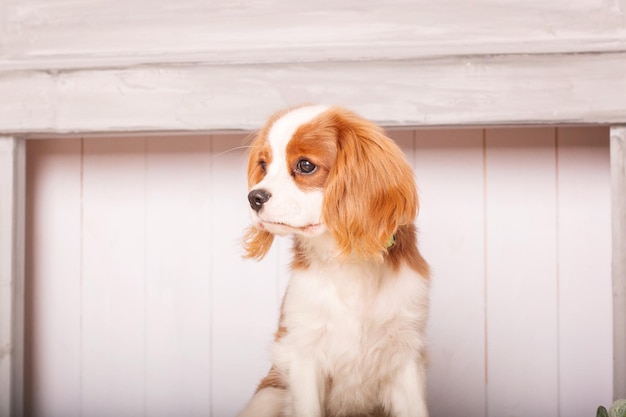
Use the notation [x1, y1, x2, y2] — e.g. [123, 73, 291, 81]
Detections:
[287, 359, 324, 417]
[387, 358, 428, 417]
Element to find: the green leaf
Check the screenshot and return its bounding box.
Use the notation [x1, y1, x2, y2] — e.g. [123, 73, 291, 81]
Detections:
[598, 405, 609, 417]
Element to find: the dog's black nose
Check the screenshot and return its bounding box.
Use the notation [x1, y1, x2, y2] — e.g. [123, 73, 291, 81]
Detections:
[248, 189, 271, 212]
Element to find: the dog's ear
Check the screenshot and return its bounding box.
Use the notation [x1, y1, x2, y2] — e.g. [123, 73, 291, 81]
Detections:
[243, 227, 274, 260]
[323, 109, 418, 260]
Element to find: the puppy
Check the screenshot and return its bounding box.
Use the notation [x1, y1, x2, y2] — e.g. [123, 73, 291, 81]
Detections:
[238, 105, 430, 417]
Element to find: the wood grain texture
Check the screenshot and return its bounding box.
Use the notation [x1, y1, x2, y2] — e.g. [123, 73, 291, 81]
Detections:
[1, 0, 625, 71]
[0, 137, 25, 417]
[2, 53, 626, 136]
[611, 127, 626, 399]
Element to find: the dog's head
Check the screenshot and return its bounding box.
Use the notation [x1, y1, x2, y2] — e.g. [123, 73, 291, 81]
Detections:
[244, 105, 418, 261]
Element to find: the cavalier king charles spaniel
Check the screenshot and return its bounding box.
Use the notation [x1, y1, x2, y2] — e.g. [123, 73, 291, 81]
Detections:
[238, 105, 430, 417]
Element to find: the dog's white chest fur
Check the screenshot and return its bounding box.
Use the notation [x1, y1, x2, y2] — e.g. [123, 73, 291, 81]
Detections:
[274, 256, 429, 415]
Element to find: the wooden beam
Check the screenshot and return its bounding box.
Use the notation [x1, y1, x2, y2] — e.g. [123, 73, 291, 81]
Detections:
[0, 137, 25, 417]
[1, 52, 626, 135]
[611, 127, 626, 400]
[1, 0, 625, 72]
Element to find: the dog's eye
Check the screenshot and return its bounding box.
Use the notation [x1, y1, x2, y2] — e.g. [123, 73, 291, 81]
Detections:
[259, 160, 267, 173]
[295, 159, 317, 175]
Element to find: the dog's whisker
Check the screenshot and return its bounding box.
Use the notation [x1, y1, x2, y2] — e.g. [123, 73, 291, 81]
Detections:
[212, 145, 255, 158]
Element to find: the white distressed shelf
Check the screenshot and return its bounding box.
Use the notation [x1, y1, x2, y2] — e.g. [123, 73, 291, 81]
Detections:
[1, 53, 626, 135]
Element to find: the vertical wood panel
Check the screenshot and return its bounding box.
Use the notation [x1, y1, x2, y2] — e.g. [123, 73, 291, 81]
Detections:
[610, 126, 626, 399]
[144, 136, 212, 416]
[411, 129, 487, 417]
[210, 134, 280, 417]
[557, 127, 612, 414]
[0, 137, 25, 417]
[485, 128, 559, 416]
[81, 138, 146, 417]
[25, 139, 82, 417]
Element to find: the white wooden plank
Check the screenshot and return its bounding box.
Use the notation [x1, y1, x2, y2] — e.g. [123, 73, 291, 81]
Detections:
[2, 53, 626, 136]
[81, 137, 146, 417]
[410, 129, 486, 417]
[144, 136, 212, 417]
[485, 128, 559, 416]
[1, 0, 625, 71]
[611, 126, 626, 399]
[24, 139, 82, 417]
[210, 134, 282, 417]
[0, 137, 25, 417]
[557, 127, 613, 413]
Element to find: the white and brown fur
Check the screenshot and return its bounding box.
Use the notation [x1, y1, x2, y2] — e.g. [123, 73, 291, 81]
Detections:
[238, 105, 430, 417]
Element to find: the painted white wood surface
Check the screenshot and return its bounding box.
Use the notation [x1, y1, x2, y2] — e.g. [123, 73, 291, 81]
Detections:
[24, 127, 612, 417]
[144, 136, 212, 417]
[80, 138, 146, 417]
[0, 137, 25, 417]
[611, 127, 626, 400]
[1, 0, 625, 71]
[558, 127, 613, 414]
[24, 139, 81, 417]
[1, 52, 626, 135]
[486, 128, 560, 416]
[408, 129, 487, 417]
[1, 0, 625, 135]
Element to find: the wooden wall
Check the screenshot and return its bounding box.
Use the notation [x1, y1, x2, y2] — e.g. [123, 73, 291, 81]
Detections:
[25, 127, 612, 417]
